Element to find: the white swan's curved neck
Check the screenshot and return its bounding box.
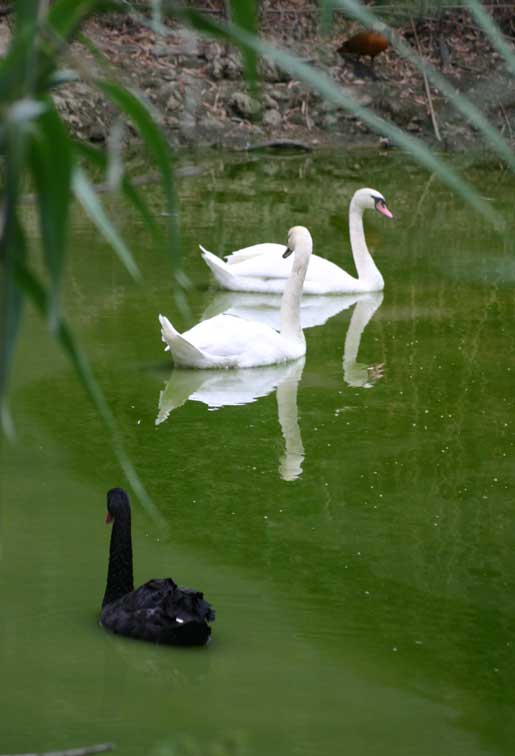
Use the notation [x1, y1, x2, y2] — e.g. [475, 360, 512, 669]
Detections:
[280, 256, 307, 346]
[349, 200, 384, 289]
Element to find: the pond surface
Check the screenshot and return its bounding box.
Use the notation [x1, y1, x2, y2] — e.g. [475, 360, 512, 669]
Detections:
[2, 150, 515, 756]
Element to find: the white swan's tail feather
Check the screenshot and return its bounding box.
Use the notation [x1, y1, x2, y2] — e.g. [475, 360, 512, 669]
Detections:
[199, 245, 238, 290]
[159, 314, 210, 368]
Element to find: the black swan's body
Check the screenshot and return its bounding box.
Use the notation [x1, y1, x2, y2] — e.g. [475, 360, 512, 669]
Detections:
[100, 488, 215, 646]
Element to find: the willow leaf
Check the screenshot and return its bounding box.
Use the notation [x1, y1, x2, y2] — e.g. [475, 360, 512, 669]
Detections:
[76, 141, 164, 247]
[97, 80, 181, 265]
[72, 166, 141, 281]
[0, 106, 31, 439]
[97, 82, 174, 208]
[466, 0, 515, 78]
[29, 101, 72, 331]
[12, 253, 164, 523]
[319, 0, 336, 33]
[47, 0, 112, 39]
[0, 215, 26, 441]
[0, 20, 39, 101]
[229, 0, 259, 95]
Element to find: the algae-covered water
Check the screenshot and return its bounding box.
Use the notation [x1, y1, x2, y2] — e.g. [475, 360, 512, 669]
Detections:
[2, 150, 515, 756]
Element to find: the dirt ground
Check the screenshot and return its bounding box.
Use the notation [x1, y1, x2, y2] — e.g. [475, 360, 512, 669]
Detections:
[2, 2, 514, 153]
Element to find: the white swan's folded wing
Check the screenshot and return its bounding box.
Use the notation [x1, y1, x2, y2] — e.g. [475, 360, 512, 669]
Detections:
[224, 242, 287, 265]
[185, 314, 280, 358]
[223, 248, 294, 280]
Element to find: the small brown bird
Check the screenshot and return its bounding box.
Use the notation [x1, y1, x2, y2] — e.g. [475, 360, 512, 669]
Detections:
[337, 31, 389, 63]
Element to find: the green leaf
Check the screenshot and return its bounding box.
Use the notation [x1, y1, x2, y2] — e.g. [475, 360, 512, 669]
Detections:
[97, 82, 173, 204]
[466, 0, 515, 78]
[0, 0, 103, 104]
[76, 140, 165, 248]
[0, 103, 31, 438]
[29, 100, 72, 330]
[0, 214, 26, 441]
[47, 0, 112, 40]
[14, 0, 39, 29]
[78, 28, 177, 241]
[319, 0, 336, 34]
[12, 252, 164, 523]
[97, 80, 181, 265]
[228, 0, 259, 95]
[0, 32, 40, 102]
[72, 166, 142, 281]
[33, 0, 120, 94]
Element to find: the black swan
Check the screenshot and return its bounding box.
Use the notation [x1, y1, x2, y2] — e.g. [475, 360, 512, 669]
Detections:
[100, 487, 215, 646]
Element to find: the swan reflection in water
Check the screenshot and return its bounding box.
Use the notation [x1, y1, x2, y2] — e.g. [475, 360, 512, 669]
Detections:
[201, 291, 362, 331]
[156, 358, 305, 482]
[342, 292, 384, 388]
[156, 290, 384, 481]
[203, 289, 384, 387]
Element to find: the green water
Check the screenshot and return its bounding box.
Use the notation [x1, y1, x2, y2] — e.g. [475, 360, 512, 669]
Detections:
[2, 151, 515, 756]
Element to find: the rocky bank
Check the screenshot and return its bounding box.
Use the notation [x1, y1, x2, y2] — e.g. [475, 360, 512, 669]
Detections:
[2, 3, 514, 153]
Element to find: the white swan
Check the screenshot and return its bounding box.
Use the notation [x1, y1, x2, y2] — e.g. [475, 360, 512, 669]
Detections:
[159, 226, 312, 369]
[199, 188, 393, 295]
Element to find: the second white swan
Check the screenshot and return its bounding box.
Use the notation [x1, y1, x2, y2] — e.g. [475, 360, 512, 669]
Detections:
[159, 226, 312, 369]
[200, 187, 393, 295]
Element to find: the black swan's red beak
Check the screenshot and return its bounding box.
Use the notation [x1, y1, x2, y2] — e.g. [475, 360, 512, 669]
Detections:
[105, 512, 114, 524]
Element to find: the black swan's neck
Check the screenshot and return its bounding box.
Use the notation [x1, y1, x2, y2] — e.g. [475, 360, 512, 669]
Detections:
[102, 508, 134, 607]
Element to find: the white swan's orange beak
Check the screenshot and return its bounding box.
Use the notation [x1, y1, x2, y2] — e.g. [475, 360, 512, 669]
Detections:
[375, 199, 393, 219]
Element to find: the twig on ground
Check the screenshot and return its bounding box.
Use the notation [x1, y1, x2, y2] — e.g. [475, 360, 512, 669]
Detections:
[301, 97, 313, 131]
[411, 18, 442, 143]
[497, 98, 513, 140]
